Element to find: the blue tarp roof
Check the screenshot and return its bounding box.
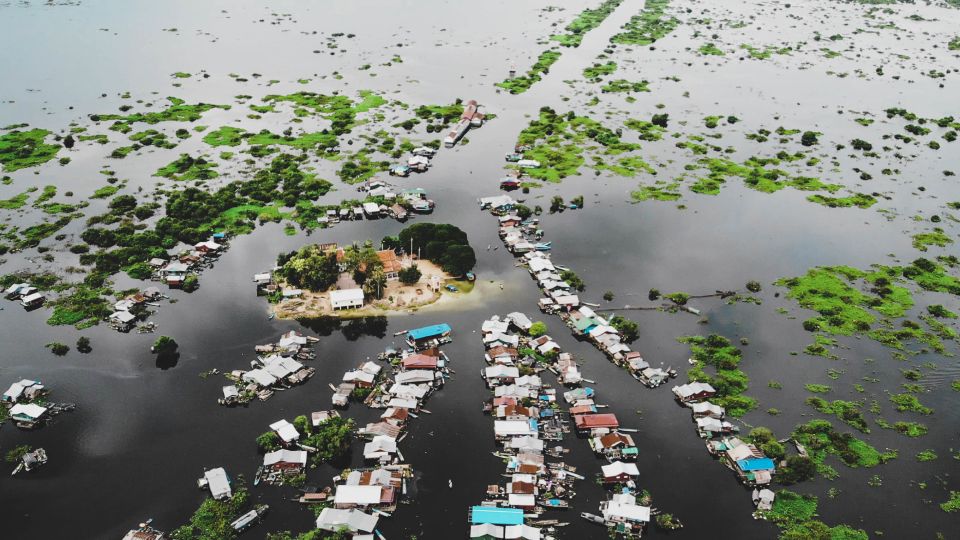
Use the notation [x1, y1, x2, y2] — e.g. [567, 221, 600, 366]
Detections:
[407, 323, 452, 341]
[471, 506, 524, 525]
[737, 458, 776, 471]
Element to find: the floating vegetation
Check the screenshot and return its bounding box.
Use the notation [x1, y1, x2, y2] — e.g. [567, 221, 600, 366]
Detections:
[792, 419, 896, 471]
[911, 227, 953, 252]
[805, 397, 870, 433]
[512, 107, 648, 182]
[698, 42, 725, 56]
[679, 334, 757, 416]
[601, 79, 650, 93]
[740, 43, 792, 59]
[0, 128, 61, 171]
[610, 0, 678, 46]
[92, 96, 230, 132]
[583, 61, 618, 79]
[915, 449, 937, 462]
[154, 154, 219, 181]
[942, 491, 960, 513]
[496, 51, 562, 94]
[889, 393, 932, 415]
[550, 0, 625, 47]
[760, 489, 868, 540]
[775, 263, 960, 353]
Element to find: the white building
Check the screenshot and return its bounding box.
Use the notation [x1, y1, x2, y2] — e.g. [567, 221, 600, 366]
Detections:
[331, 288, 364, 310]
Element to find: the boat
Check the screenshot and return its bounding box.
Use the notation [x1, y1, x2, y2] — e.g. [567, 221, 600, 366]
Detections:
[581, 512, 606, 525]
[449, 479, 453, 488]
[465, 272, 476, 282]
[231, 505, 269, 531]
[535, 242, 552, 251]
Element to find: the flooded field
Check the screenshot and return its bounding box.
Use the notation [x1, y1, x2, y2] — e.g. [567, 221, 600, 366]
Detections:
[1, 0, 958, 539]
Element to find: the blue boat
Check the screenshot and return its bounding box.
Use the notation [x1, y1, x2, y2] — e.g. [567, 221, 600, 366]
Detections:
[534, 242, 552, 251]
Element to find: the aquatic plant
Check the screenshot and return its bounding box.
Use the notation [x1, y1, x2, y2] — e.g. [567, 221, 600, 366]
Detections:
[792, 419, 895, 470]
[0, 128, 61, 171]
[551, 0, 625, 47]
[610, 0, 679, 46]
[680, 334, 757, 416]
[496, 51, 562, 94]
[170, 486, 250, 540]
[154, 154, 219, 181]
[93, 96, 230, 132]
[583, 61, 618, 79]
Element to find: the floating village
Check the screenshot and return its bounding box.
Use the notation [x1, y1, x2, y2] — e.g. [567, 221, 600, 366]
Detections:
[3, 1, 960, 539]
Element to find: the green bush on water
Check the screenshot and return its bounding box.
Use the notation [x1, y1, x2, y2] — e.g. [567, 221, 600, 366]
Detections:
[46, 284, 113, 329]
[911, 227, 953, 252]
[0, 128, 61, 171]
[170, 486, 250, 540]
[740, 43, 792, 59]
[583, 61, 618, 79]
[550, 0, 625, 47]
[610, 0, 679, 46]
[679, 334, 757, 417]
[805, 398, 870, 433]
[792, 419, 895, 470]
[698, 42, 725, 56]
[889, 393, 932, 415]
[760, 490, 869, 540]
[942, 491, 960, 513]
[93, 96, 230, 132]
[496, 51, 562, 94]
[202, 126, 248, 147]
[155, 154, 219, 181]
[602, 79, 650, 93]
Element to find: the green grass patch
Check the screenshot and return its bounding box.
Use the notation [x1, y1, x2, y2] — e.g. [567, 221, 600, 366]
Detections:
[610, 0, 679, 46]
[0, 129, 61, 172]
[911, 227, 953, 251]
[550, 0, 626, 47]
[155, 154, 219, 181]
[497, 51, 562, 94]
[583, 61, 618, 79]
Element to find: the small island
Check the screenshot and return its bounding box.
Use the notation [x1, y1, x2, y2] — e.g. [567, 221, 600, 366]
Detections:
[261, 223, 477, 318]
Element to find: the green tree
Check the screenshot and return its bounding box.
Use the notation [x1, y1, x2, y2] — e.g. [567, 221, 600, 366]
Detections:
[363, 268, 387, 299]
[152, 336, 178, 354]
[182, 274, 199, 292]
[398, 264, 422, 285]
[76, 336, 92, 353]
[529, 321, 548, 337]
[609, 315, 639, 343]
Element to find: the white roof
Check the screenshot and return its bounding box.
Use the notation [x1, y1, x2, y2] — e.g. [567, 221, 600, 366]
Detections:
[388, 383, 429, 400]
[344, 370, 376, 384]
[10, 403, 47, 419]
[222, 385, 239, 399]
[363, 435, 398, 458]
[269, 419, 300, 443]
[673, 382, 716, 399]
[360, 361, 382, 375]
[506, 312, 533, 330]
[278, 330, 308, 348]
[471, 524, 504, 538]
[363, 202, 381, 213]
[479, 195, 515, 208]
[263, 355, 304, 379]
[508, 493, 536, 507]
[602, 461, 639, 478]
[242, 368, 277, 387]
[553, 294, 579, 306]
[603, 501, 651, 523]
[485, 365, 519, 379]
[504, 525, 542, 540]
[3, 379, 40, 401]
[508, 436, 544, 451]
[334, 484, 382, 506]
[494, 420, 535, 437]
[204, 467, 232, 500]
[515, 375, 542, 389]
[20, 292, 44, 303]
[316, 508, 379, 533]
[263, 449, 307, 467]
[331, 288, 365, 303]
[387, 397, 419, 409]
[482, 318, 510, 334]
[164, 262, 189, 273]
[110, 310, 136, 323]
[253, 272, 272, 282]
[395, 370, 435, 385]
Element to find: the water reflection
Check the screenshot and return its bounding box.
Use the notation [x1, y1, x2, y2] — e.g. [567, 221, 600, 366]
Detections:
[296, 315, 389, 341]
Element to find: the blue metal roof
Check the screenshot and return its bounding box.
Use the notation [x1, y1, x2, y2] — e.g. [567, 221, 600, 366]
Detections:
[407, 323, 452, 340]
[471, 506, 524, 525]
[737, 458, 775, 471]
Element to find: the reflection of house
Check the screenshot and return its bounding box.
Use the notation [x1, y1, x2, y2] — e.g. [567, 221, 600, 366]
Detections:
[330, 288, 364, 310]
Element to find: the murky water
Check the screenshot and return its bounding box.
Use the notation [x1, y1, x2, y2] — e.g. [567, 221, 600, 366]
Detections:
[1, 0, 958, 539]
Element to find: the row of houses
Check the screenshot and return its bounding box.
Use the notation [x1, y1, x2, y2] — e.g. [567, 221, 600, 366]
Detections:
[220, 331, 317, 406]
[672, 381, 778, 508]
[315, 327, 457, 536]
[322, 183, 437, 226]
[4, 282, 45, 309]
[154, 234, 228, 288]
[480, 194, 682, 391]
[474, 314, 653, 539]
